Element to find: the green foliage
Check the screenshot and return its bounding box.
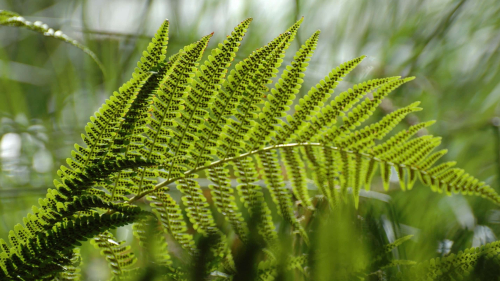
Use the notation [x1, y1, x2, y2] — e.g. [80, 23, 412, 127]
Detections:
[91, 231, 137, 280]
[54, 249, 82, 281]
[400, 241, 500, 280]
[1, 15, 500, 280]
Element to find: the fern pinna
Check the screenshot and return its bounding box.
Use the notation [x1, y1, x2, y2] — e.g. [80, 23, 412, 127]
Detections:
[1, 16, 500, 280]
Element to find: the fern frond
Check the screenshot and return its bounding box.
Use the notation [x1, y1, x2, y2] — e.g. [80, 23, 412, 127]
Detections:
[190, 18, 252, 168]
[371, 121, 435, 155]
[71, 72, 151, 168]
[0, 210, 148, 279]
[54, 158, 157, 201]
[246, 30, 320, 151]
[213, 234, 237, 275]
[257, 150, 308, 244]
[338, 102, 423, 151]
[131, 216, 173, 269]
[385, 235, 413, 254]
[282, 147, 313, 209]
[0, 158, 153, 278]
[66, 21, 175, 201]
[406, 241, 500, 280]
[109, 52, 181, 159]
[322, 77, 416, 143]
[22, 196, 142, 241]
[135, 19, 169, 75]
[286, 254, 308, 271]
[158, 182, 234, 275]
[380, 136, 441, 191]
[92, 231, 137, 279]
[105, 65, 175, 199]
[129, 38, 209, 196]
[95, 24, 174, 199]
[177, 175, 217, 235]
[148, 188, 197, 254]
[275, 55, 366, 144]
[56, 248, 82, 281]
[166, 267, 189, 281]
[372, 235, 414, 266]
[297, 77, 400, 142]
[338, 150, 353, 201]
[208, 164, 249, 242]
[351, 153, 367, 207]
[257, 254, 308, 281]
[350, 235, 416, 279]
[151, 234, 173, 269]
[7, 17, 500, 280]
[233, 158, 278, 245]
[217, 28, 295, 160]
[320, 146, 339, 206]
[161, 33, 213, 178]
[0, 9, 104, 73]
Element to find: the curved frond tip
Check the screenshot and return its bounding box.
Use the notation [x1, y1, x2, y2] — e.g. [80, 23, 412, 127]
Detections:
[0, 9, 105, 74]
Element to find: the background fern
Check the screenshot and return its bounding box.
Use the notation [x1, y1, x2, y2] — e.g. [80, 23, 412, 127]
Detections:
[0, 9, 104, 74]
[1, 1, 500, 280]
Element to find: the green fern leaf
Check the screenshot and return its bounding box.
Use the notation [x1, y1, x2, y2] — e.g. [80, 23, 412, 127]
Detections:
[274, 55, 366, 144]
[257, 150, 308, 244]
[128, 53, 188, 195]
[72, 72, 151, 168]
[190, 18, 252, 168]
[338, 102, 423, 151]
[177, 175, 217, 235]
[135, 19, 169, 75]
[92, 231, 137, 279]
[127, 39, 207, 196]
[246, 30, 320, 151]
[257, 254, 308, 281]
[131, 216, 173, 269]
[282, 147, 313, 209]
[56, 248, 82, 281]
[217, 27, 295, 159]
[161, 33, 213, 178]
[64, 30, 177, 201]
[0, 210, 148, 279]
[352, 153, 366, 208]
[54, 158, 157, 202]
[322, 77, 416, 143]
[406, 241, 500, 280]
[148, 188, 197, 254]
[233, 158, 278, 245]
[321, 146, 340, 207]
[6, 17, 500, 280]
[207, 164, 249, 242]
[297, 77, 400, 142]
[371, 121, 435, 155]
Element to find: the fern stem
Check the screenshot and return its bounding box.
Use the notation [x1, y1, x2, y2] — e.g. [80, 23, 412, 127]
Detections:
[124, 142, 392, 205]
[122, 139, 492, 209]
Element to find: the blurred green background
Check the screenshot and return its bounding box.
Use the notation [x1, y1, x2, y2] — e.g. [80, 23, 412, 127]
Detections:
[1, 0, 500, 279]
